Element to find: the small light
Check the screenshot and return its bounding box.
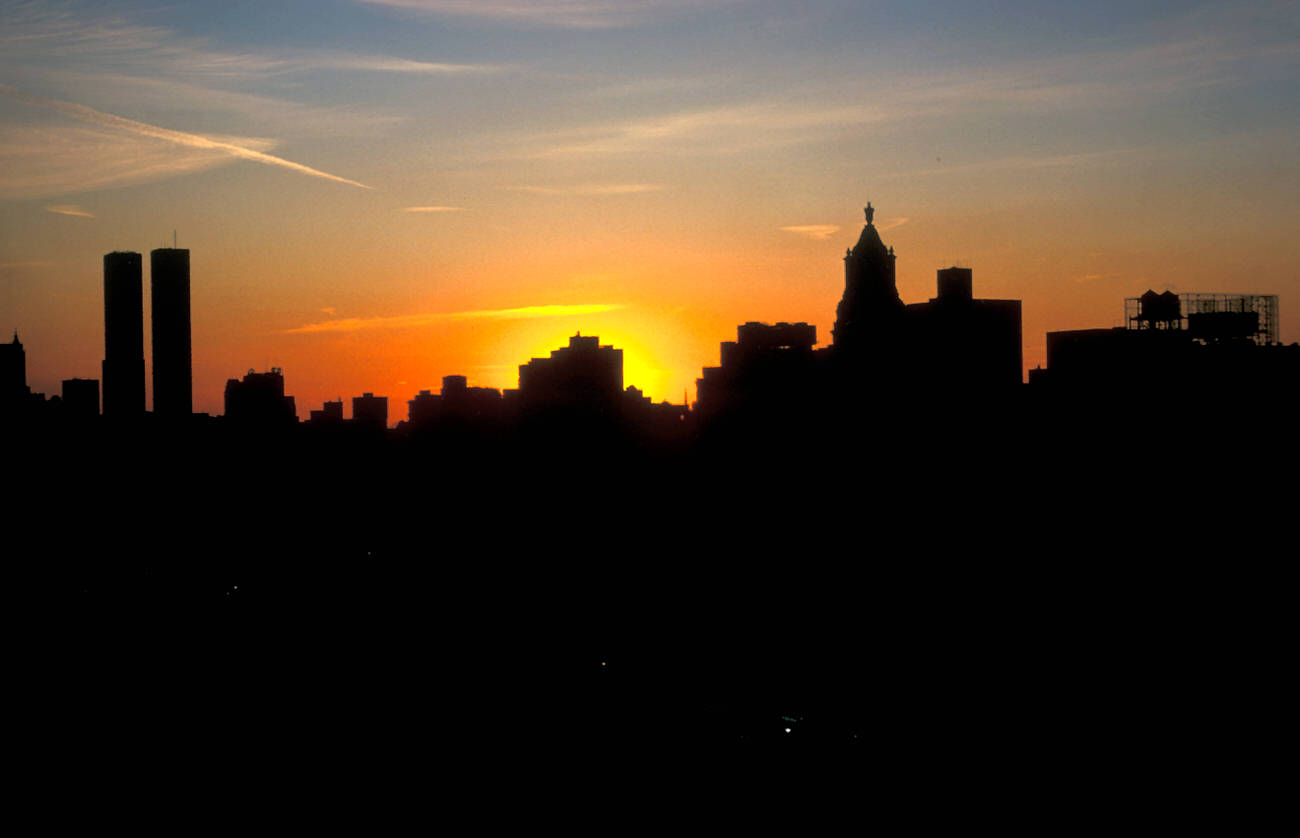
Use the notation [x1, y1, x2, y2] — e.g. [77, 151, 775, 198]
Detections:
[785, 728, 792, 734]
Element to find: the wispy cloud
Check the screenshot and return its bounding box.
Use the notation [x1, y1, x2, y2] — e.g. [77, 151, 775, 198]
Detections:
[783, 218, 905, 241]
[0, 261, 54, 270]
[494, 16, 1300, 162]
[284, 303, 627, 334]
[900, 150, 1138, 179]
[0, 84, 372, 189]
[356, 0, 740, 29]
[326, 56, 503, 74]
[521, 102, 887, 158]
[0, 122, 282, 199]
[1, 4, 501, 78]
[508, 183, 666, 195]
[402, 205, 467, 212]
[45, 204, 94, 218]
[781, 225, 839, 240]
[0, 3, 495, 148]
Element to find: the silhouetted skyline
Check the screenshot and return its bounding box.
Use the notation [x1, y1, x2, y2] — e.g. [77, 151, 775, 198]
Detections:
[5, 2, 1299, 758]
[4, 204, 1296, 428]
[5, 3, 1299, 416]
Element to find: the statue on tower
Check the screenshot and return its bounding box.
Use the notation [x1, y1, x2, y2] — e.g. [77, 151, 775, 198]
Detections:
[865, 202, 874, 225]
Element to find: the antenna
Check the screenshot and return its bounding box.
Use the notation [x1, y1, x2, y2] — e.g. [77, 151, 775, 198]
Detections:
[173, 229, 177, 248]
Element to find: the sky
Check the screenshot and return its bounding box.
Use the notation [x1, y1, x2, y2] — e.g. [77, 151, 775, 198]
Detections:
[2, 0, 1298, 418]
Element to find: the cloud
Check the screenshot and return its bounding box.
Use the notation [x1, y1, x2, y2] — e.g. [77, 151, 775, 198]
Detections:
[904, 150, 1137, 178]
[45, 204, 94, 218]
[39, 71, 404, 138]
[492, 13, 1300, 162]
[284, 304, 627, 334]
[0, 261, 54, 270]
[783, 218, 903, 241]
[781, 225, 839, 240]
[508, 183, 666, 195]
[0, 4, 500, 78]
[326, 56, 503, 74]
[402, 205, 468, 212]
[0, 84, 372, 189]
[0, 122, 281, 199]
[355, 0, 738, 29]
[0, 4, 492, 148]
[513, 102, 890, 159]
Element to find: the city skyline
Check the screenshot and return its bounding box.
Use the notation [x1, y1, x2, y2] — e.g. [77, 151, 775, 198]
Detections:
[3, 1, 1299, 416]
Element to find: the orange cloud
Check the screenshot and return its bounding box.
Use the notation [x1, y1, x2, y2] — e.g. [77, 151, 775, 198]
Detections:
[781, 224, 840, 240]
[283, 304, 628, 334]
[508, 183, 666, 195]
[45, 204, 95, 217]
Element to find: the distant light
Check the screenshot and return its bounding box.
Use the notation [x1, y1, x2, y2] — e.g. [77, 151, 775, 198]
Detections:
[785, 728, 792, 734]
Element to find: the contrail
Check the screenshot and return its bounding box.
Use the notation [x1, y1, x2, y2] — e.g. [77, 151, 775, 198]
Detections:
[0, 83, 372, 189]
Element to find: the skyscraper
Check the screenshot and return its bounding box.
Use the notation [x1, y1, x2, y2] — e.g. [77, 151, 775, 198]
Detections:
[103, 251, 145, 416]
[832, 202, 903, 354]
[1, 332, 25, 393]
[151, 247, 191, 416]
[1, 331, 30, 411]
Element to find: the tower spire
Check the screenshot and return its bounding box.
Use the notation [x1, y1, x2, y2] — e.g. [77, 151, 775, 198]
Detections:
[865, 202, 875, 225]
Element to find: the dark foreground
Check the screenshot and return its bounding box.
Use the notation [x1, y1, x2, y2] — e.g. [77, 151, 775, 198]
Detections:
[9, 397, 1294, 787]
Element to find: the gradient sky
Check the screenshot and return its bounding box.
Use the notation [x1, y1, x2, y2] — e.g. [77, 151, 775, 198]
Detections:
[3, 0, 1298, 418]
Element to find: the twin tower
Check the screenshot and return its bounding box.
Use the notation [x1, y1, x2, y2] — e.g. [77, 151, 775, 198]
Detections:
[102, 248, 191, 417]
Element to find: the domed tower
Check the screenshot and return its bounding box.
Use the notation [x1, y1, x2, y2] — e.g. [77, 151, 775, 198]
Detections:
[832, 203, 903, 353]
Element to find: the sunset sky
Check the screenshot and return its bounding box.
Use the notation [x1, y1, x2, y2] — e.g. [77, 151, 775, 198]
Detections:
[3, 0, 1298, 417]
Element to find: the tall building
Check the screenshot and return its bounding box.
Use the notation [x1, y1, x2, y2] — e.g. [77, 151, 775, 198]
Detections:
[518, 333, 623, 417]
[351, 392, 388, 429]
[103, 251, 145, 416]
[61, 378, 100, 418]
[151, 247, 191, 416]
[224, 368, 296, 425]
[906, 267, 1023, 387]
[829, 204, 1023, 387]
[696, 322, 820, 418]
[406, 376, 504, 430]
[309, 399, 344, 424]
[832, 202, 903, 356]
[1, 331, 27, 407]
